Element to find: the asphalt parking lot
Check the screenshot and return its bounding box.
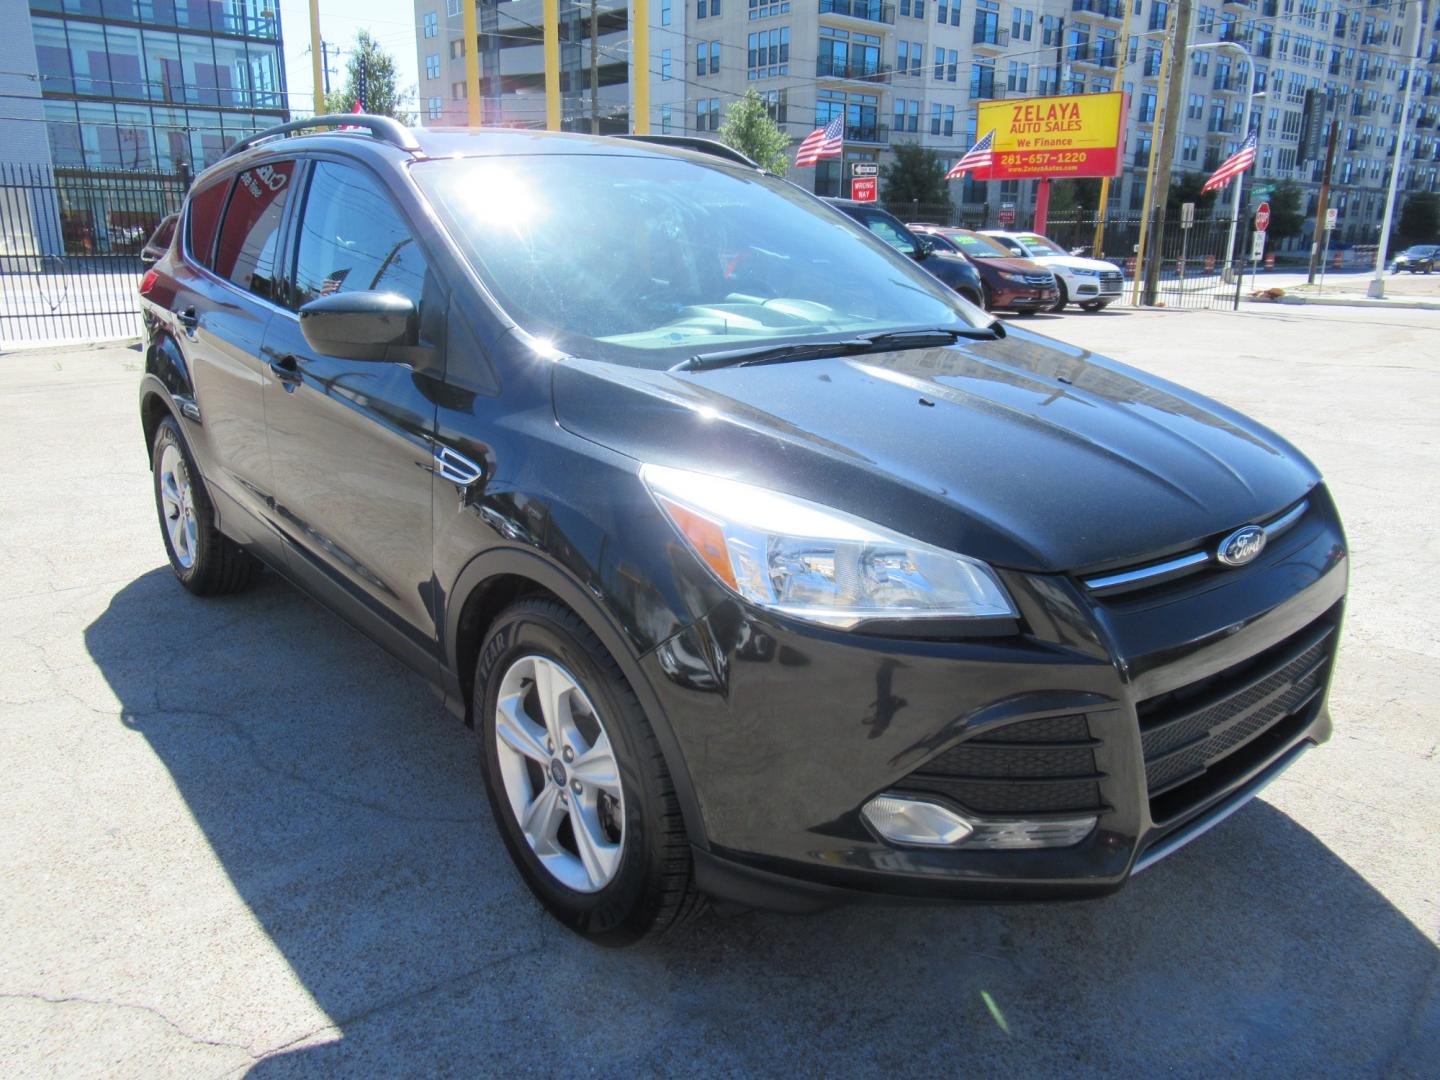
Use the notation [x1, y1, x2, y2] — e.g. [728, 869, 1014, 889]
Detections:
[1, 304, 1436, 1077]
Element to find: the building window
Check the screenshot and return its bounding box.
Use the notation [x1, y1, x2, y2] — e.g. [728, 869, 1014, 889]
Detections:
[937, 0, 947, 21]
[426, 54, 440, 80]
[948, 49, 958, 82]
[450, 39, 466, 59]
[898, 40, 908, 72]
[930, 101, 941, 135]
[711, 41, 721, 73]
[661, 103, 673, 133]
[662, 49, 672, 80]
[910, 41, 922, 75]
[747, 28, 790, 78]
[662, 0, 672, 25]
[1012, 8, 1033, 42]
[447, 0, 462, 14]
[943, 104, 954, 136]
[934, 45, 943, 80]
[423, 11, 438, 37]
[749, 0, 790, 16]
[427, 96, 443, 119]
[452, 82, 466, 99]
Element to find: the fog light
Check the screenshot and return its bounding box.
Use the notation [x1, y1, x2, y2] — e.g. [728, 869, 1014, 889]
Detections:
[863, 794, 1097, 850]
[862, 796, 974, 847]
[961, 815, 1097, 850]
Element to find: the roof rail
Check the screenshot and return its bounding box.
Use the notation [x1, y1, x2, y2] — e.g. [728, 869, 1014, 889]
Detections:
[611, 134, 761, 170]
[222, 114, 423, 161]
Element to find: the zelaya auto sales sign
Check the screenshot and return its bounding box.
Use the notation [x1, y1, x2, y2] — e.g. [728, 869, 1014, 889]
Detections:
[977, 92, 1128, 179]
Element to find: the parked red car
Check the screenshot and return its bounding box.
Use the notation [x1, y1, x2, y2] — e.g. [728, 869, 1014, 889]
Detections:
[909, 225, 1059, 314]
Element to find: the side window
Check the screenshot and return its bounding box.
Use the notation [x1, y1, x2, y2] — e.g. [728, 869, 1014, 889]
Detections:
[185, 177, 231, 270]
[213, 160, 296, 301]
[860, 214, 915, 253]
[291, 162, 429, 312]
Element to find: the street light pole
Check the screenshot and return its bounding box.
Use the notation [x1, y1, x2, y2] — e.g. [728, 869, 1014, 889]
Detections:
[1366, 0, 1424, 300]
[1183, 41, 1256, 280]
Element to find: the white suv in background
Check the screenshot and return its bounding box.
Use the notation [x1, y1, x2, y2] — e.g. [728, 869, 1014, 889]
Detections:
[982, 231, 1125, 313]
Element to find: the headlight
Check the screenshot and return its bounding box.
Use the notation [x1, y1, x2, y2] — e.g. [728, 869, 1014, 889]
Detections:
[1069, 267, 1101, 277]
[641, 464, 1017, 628]
[999, 271, 1029, 283]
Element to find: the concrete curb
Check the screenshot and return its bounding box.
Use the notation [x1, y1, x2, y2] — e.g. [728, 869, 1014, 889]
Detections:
[1244, 294, 1440, 311]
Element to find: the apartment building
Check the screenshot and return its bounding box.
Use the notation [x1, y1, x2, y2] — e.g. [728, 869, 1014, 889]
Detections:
[4, 0, 288, 175]
[414, 0, 1439, 243]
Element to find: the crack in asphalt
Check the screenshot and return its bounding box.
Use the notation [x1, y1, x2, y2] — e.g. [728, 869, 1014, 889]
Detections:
[0, 991, 255, 1059]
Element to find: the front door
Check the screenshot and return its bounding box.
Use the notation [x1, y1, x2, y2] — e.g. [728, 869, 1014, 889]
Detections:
[260, 159, 441, 673]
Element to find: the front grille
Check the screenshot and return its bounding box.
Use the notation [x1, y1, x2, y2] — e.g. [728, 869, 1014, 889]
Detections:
[1099, 271, 1123, 292]
[893, 714, 1105, 815]
[1139, 615, 1336, 823]
[1022, 274, 1055, 286]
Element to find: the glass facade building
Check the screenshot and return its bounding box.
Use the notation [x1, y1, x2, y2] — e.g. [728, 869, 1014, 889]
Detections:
[29, 0, 288, 175]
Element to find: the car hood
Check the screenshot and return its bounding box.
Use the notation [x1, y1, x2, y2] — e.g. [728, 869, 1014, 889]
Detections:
[1030, 254, 1121, 273]
[551, 328, 1319, 573]
[976, 256, 1054, 276]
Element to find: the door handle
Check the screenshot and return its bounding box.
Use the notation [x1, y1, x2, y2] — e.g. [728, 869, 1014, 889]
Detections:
[269, 354, 303, 392]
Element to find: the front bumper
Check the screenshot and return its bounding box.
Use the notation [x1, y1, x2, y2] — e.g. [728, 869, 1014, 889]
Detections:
[995, 284, 1059, 311]
[643, 486, 1347, 910]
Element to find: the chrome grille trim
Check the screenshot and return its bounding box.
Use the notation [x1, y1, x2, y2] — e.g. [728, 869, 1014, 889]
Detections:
[1082, 498, 1310, 597]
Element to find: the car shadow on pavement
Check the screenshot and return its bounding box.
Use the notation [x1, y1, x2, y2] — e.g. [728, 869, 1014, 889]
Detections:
[85, 568, 1438, 1076]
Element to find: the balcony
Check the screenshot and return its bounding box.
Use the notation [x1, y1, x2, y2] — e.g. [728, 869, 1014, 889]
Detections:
[1074, 46, 1119, 69]
[816, 57, 891, 81]
[972, 26, 1010, 49]
[1260, 0, 1277, 14]
[1213, 75, 1237, 91]
[1362, 30, 1387, 46]
[1071, 0, 1123, 18]
[1352, 99, 1373, 116]
[1207, 117, 1240, 134]
[818, 0, 896, 25]
[968, 84, 1006, 100]
[845, 123, 889, 144]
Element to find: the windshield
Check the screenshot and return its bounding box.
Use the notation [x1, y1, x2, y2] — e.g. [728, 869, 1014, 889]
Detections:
[414, 153, 988, 368]
[945, 231, 1013, 258]
[1015, 233, 1067, 256]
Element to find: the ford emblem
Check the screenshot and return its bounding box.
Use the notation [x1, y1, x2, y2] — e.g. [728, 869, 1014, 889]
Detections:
[1217, 525, 1266, 567]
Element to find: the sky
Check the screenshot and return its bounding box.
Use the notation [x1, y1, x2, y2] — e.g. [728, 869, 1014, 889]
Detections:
[277, 0, 421, 116]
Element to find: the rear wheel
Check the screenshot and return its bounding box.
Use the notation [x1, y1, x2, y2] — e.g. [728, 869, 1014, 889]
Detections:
[1049, 279, 1069, 313]
[151, 415, 260, 595]
[476, 597, 702, 944]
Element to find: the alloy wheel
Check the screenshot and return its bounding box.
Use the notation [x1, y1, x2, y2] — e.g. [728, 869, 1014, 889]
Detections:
[494, 654, 625, 893]
[158, 442, 198, 569]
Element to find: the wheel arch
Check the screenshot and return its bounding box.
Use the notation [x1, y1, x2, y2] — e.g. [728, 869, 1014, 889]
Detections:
[445, 546, 709, 850]
[139, 332, 194, 461]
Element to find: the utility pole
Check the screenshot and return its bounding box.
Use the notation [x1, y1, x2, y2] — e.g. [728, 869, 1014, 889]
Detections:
[1141, 0, 1193, 307]
[308, 0, 324, 116]
[632, 0, 650, 132]
[543, 0, 561, 130]
[464, 0, 481, 126]
[1366, 0, 1423, 299]
[1130, 10, 1174, 306]
[1307, 119, 1339, 284]
[590, 0, 600, 134]
[1093, 0, 1136, 259]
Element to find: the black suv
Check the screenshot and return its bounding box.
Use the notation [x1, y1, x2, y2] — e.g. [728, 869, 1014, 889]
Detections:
[823, 198, 985, 307]
[138, 117, 1347, 944]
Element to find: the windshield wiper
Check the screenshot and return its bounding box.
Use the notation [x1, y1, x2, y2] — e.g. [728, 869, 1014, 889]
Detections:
[672, 324, 1002, 372]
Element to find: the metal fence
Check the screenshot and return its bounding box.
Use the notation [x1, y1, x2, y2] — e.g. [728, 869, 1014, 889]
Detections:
[889, 202, 1257, 311]
[0, 164, 187, 347]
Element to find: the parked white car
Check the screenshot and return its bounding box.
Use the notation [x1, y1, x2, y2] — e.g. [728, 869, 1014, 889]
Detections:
[981, 231, 1125, 312]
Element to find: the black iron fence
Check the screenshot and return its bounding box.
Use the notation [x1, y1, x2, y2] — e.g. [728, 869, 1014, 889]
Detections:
[0, 164, 187, 346]
[886, 201, 1262, 310]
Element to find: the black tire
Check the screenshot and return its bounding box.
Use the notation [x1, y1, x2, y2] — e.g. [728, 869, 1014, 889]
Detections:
[150, 415, 261, 596]
[1049, 279, 1069, 313]
[475, 597, 703, 945]
[1080, 300, 1108, 312]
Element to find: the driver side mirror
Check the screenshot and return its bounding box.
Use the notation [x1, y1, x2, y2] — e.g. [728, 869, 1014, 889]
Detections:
[911, 237, 932, 261]
[299, 291, 418, 362]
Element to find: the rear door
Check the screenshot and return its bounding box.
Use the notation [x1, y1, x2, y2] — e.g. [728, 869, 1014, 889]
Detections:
[168, 161, 297, 559]
[259, 157, 442, 673]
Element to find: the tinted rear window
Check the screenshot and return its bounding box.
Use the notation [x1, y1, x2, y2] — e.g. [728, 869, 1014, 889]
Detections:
[186, 179, 230, 269]
[214, 161, 295, 302]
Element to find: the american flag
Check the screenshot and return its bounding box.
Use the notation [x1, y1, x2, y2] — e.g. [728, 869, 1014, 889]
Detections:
[1202, 131, 1258, 193]
[795, 117, 844, 167]
[945, 130, 996, 180]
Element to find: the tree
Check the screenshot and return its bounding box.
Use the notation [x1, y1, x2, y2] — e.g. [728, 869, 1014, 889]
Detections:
[880, 142, 951, 213]
[1266, 179, 1304, 243]
[324, 30, 412, 122]
[1047, 177, 1102, 218]
[1166, 171, 1219, 218]
[718, 89, 790, 175]
[1397, 192, 1440, 248]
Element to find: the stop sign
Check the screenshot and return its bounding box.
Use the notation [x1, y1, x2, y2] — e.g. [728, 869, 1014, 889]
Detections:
[1255, 202, 1271, 231]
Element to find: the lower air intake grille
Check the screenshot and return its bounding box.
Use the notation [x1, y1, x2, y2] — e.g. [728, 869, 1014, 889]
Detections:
[1140, 615, 1336, 822]
[1099, 271, 1123, 292]
[893, 714, 1104, 815]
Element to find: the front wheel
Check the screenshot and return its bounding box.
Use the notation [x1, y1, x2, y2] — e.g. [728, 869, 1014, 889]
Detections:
[151, 415, 260, 595]
[1049, 279, 1070, 313]
[476, 598, 703, 944]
